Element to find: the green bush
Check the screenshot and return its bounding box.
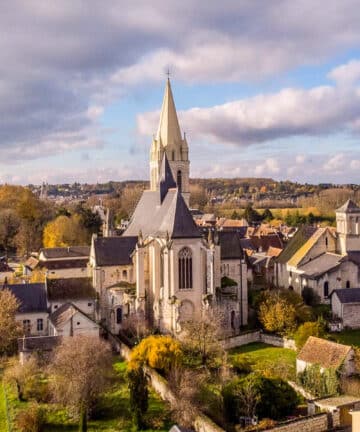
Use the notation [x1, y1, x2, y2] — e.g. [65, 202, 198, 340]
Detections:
[297, 364, 339, 397]
[294, 321, 325, 350]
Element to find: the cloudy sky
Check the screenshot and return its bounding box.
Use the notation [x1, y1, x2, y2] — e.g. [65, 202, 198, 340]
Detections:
[1, 0, 360, 185]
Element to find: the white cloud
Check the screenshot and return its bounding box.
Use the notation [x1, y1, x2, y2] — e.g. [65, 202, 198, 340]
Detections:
[254, 158, 280, 176]
[323, 153, 345, 172]
[328, 59, 360, 86]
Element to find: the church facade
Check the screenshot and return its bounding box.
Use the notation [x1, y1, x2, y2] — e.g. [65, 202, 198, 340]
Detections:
[90, 79, 248, 335]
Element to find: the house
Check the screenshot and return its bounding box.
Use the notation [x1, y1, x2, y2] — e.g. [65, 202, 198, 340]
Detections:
[6, 283, 48, 336]
[331, 288, 360, 329]
[25, 246, 90, 278]
[46, 277, 97, 318]
[296, 336, 355, 376]
[49, 303, 100, 337]
[310, 395, 360, 428]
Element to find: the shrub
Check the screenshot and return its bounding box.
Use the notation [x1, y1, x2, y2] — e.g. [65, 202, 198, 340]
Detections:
[297, 364, 339, 397]
[258, 293, 297, 336]
[294, 321, 325, 350]
[15, 403, 45, 432]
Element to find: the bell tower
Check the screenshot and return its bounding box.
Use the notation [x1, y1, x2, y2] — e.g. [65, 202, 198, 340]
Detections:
[150, 78, 190, 205]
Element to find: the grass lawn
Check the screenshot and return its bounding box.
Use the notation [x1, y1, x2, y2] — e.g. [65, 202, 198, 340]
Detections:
[228, 342, 297, 381]
[329, 329, 360, 347]
[5, 359, 172, 432]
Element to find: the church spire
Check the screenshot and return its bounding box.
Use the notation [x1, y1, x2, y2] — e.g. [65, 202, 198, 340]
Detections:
[156, 78, 182, 147]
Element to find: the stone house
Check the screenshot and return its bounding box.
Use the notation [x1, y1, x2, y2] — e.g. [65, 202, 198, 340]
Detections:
[331, 288, 360, 329]
[6, 283, 49, 336]
[297, 336, 355, 377]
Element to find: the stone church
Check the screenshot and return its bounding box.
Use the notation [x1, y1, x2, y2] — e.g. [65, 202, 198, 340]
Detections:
[90, 79, 247, 335]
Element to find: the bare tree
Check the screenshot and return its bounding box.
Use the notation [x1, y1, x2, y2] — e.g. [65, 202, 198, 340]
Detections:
[181, 309, 225, 367]
[49, 335, 113, 432]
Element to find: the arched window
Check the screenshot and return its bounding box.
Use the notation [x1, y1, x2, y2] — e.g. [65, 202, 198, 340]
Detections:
[177, 170, 182, 191]
[325, 237, 328, 248]
[122, 269, 127, 279]
[346, 280, 351, 288]
[324, 281, 329, 298]
[179, 247, 193, 289]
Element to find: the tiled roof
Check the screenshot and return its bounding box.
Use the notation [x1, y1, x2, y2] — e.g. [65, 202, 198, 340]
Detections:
[297, 336, 352, 369]
[277, 226, 318, 264]
[298, 252, 343, 278]
[49, 302, 97, 329]
[332, 288, 360, 304]
[47, 277, 96, 301]
[6, 283, 47, 313]
[40, 246, 90, 259]
[267, 246, 283, 257]
[336, 199, 360, 213]
[94, 236, 137, 266]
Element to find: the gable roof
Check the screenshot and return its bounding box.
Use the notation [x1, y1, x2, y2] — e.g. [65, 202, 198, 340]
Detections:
[124, 189, 201, 239]
[332, 288, 360, 304]
[297, 336, 352, 369]
[46, 277, 96, 301]
[40, 246, 90, 260]
[288, 227, 329, 268]
[277, 226, 317, 265]
[5, 283, 47, 313]
[219, 231, 244, 260]
[93, 236, 137, 266]
[336, 199, 360, 213]
[49, 302, 97, 329]
[297, 252, 343, 278]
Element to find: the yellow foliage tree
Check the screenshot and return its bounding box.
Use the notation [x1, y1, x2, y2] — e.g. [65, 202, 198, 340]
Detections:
[259, 293, 297, 336]
[43, 214, 88, 248]
[129, 335, 183, 373]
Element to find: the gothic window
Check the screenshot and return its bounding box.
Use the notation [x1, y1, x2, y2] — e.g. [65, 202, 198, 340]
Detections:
[177, 170, 182, 191]
[160, 252, 164, 287]
[179, 247, 193, 289]
[325, 237, 328, 248]
[324, 281, 329, 298]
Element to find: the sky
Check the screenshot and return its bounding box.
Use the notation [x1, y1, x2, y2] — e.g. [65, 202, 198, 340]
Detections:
[1, 0, 360, 185]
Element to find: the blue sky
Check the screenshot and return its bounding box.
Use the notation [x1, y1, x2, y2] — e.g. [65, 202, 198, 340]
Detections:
[1, 1, 360, 185]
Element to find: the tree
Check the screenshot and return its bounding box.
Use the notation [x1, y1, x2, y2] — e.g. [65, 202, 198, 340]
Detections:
[49, 335, 112, 432]
[129, 335, 183, 375]
[243, 204, 261, 224]
[0, 289, 21, 354]
[258, 292, 297, 336]
[43, 214, 88, 247]
[262, 208, 273, 222]
[128, 366, 148, 429]
[181, 309, 225, 367]
[74, 204, 102, 239]
[294, 321, 325, 350]
[0, 209, 20, 253]
[4, 357, 40, 401]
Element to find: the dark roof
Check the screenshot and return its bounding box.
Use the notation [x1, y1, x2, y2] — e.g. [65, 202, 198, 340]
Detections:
[47, 277, 96, 301]
[5, 283, 47, 313]
[39, 258, 88, 270]
[159, 154, 177, 203]
[336, 199, 360, 213]
[347, 251, 360, 266]
[298, 253, 343, 278]
[332, 288, 360, 304]
[18, 336, 62, 352]
[49, 302, 95, 328]
[40, 246, 90, 259]
[124, 189, 201, 239]
[219, 231, 244, 260]
[94, 236, 137, 266]
[276, 226, 317, 264]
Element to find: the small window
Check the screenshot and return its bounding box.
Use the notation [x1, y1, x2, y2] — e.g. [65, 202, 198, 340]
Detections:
[122, 270, 127, 279]
[23, 320, 31, 335]
[77, 322, 80, 326]
[324, 281, 329, 298]
[230, 311, 236, 330]
[88, 302, 92, 307]
[37, 319, 43, 331]
[172, 150, 175, 160]
[346, 280, 351, 288]
[116, 307, 122, 324]
[325, 237, 328, 247]
[54, 305, 58, 310]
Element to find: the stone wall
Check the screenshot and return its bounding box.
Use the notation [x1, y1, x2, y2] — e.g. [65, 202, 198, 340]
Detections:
[263, 413, 330, 432]
[222, 330, 296, 351]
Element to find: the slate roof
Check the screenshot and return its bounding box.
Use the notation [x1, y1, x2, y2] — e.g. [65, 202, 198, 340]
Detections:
[297, 336, 352, 369]
[49, 302, 97, 329]
[40, 246, 90, 259]
[219, 231, 244, 260]
[277, 226, 318, 264]
[159, 154, 176, 203]
[124, 189, 201, 239]
[332, 288, 360, 304]
[46, 277, 96, 301]
[93, 236, 137, 266]
[347, 251, 360, 266]
[297, 252, 343, 278]
[39, 258, 89, 270]
[5, 283, 47, 313]
[18, 336, 62, 352]
[336, 199, 360, 213]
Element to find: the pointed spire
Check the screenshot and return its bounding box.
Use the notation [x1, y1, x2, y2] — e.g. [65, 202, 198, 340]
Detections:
[159, 153, 177, 202]
[156, 78, 182, 147]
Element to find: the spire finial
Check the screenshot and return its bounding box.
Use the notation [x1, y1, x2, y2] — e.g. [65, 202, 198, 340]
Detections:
[166, 68, 171, 80]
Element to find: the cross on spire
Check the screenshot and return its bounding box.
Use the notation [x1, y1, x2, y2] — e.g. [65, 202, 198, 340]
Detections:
[166, 68, 171, 79]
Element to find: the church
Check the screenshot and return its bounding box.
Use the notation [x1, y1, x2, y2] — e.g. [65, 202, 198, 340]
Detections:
[89, 79, 248, 335]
